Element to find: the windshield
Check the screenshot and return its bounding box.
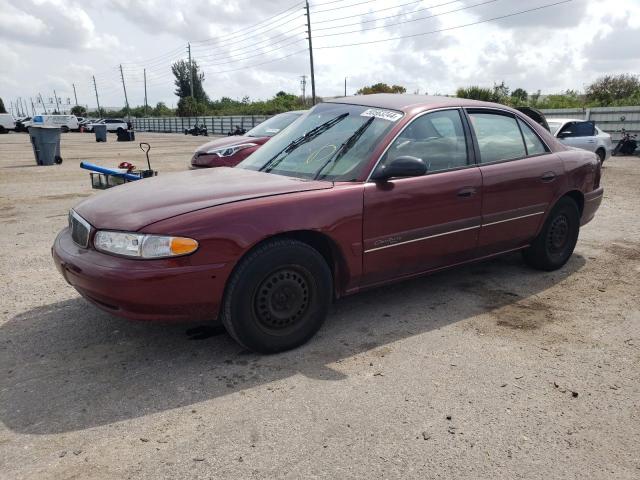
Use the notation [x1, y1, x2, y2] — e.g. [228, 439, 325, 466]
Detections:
[548, 121, 562, 135]
[246, 112, 303, 138]
[238, 103, 402, 181]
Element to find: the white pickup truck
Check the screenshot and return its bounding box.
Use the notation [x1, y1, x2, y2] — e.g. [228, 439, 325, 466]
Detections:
[0, 113, 15, 134]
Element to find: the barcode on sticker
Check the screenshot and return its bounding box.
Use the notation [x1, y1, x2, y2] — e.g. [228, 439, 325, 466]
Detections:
[360, 108, 403, 122]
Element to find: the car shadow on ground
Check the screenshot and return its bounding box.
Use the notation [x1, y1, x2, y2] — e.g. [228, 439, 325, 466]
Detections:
[0, 252, 586, 435]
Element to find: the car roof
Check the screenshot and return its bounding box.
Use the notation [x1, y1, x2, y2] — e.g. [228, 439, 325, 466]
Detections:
[325, 94, 503, 112]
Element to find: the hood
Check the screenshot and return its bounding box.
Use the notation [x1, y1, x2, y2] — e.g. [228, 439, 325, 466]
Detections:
[75, 167, 332, 231]
[196, 135, 268, 153]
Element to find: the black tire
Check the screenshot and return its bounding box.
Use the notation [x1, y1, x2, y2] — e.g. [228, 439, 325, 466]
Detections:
[522, 197, 580, 271]
[61, 126, 69, 133]
[116, 127, 124, 134]
[0, 126, 6, 134]
[221, 239, 332, 353]
[54, 156, 63, 165]
[595, 148, 605, 164]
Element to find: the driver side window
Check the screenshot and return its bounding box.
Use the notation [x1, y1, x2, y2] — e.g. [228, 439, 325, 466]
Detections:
[381, 109, 469, 173]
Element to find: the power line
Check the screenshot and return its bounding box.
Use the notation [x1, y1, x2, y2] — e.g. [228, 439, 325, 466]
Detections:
[315, 0, 573, 49]
[193, 28, 307, 61]
[314, 0, 500, 38]
[311, 0, 376, 14]
[314, 0, 463, 30]
[313, 0, 430, 24]
[196, 36, 307, 66]
[192, 1, 304, 45]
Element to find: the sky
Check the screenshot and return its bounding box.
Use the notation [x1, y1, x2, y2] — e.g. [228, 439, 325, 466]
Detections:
[1, 0, 639, 114]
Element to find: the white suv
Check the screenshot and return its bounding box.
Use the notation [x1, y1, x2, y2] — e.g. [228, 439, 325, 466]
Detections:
[87, 119, 128, 133]
[548, 118, 612, 163]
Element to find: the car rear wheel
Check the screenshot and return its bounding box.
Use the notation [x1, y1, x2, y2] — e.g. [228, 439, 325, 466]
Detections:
[221, 239, 332, 353]
[61, 126, 70, 133]
[595, 148, 605, 164]
[522, 197, 580, 271]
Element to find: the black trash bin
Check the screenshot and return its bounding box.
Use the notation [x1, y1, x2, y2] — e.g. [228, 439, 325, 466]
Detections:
[117, 129, 135, 142]
[29, 127, 62, 166]
[94, 124, 107, 142]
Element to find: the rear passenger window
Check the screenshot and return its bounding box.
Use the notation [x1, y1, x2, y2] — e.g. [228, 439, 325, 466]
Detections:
[517, 118, 548, 155]
[381, 109, 469, 173]
[468, 112, 526, 163]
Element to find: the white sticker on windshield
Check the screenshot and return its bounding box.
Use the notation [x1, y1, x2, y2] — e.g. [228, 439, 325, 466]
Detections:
[360, 108, 403, 122]
[265, 128, 280, 133]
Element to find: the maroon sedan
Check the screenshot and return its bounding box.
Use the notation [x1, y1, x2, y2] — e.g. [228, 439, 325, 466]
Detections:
[53, 95, 603, 353]
[190, 110, 305, 168]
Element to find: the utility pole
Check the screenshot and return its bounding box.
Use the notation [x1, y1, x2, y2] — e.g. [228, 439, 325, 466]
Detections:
[38, 93, 48, 114]
[17, 98, 23, 117]
[30, 97, 36, 116]
[144, 68, 148, 117]
[119, 64, 130, 119]
[72, 83, 78, 106]
[92, 76, 101, 117]
[53, 90, 60, 112]
[304, 1, 316, 105]
[188, 42, 194, 98]
[344, 77, 347, 96]
[300, 75, 307, 104]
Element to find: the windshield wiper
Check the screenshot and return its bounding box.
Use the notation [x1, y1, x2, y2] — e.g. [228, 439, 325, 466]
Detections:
[258, 112, 349, 173]
[312, 115, 375, 180]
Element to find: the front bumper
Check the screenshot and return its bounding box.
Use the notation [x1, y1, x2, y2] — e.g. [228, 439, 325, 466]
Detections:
[52, 228, 227, 322]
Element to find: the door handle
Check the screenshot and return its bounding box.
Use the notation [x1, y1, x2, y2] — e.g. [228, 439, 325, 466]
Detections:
[457, 187, 477, 197]
[541, 171, 556, 182]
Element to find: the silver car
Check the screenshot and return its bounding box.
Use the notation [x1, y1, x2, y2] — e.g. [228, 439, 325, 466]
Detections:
[548, 118, 612, 163]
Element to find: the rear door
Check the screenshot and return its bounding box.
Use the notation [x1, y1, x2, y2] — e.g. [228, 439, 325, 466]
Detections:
[557, 121, 596, 151]
[465, 109, 564, 256]
[362, 108, 482, 285]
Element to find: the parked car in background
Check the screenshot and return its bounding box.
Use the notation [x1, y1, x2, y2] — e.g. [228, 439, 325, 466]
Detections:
[190, 110, 306, 168]
[14, 117, 32, 132]
[548, 118, 612, 163]
[0, 113, 15, 133]
[81, 118, 100, 131]
[86, 119, 128, 133]
[54, 95, 603, 353]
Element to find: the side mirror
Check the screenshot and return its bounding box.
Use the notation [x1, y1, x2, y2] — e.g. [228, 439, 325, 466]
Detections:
[557, 130, 572, 138]
[371, 155, 427, 181]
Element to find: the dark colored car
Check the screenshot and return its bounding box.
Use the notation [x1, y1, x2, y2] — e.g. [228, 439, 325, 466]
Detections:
[53, 95, 603, 353]
[190, 110, 305, 168]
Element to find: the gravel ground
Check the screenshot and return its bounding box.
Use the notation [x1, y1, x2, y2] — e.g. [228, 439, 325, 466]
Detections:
[0, 131, 639, 479]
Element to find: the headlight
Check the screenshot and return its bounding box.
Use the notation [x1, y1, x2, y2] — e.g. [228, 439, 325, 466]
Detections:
[205, 143, 257, 157]
[94, 231, 198, 259]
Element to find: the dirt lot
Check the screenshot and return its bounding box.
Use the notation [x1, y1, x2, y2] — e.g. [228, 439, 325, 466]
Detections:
[0, 131, 639, 479]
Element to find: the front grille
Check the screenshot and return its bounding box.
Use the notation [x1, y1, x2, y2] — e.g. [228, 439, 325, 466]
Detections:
[69, 210, 91, 248]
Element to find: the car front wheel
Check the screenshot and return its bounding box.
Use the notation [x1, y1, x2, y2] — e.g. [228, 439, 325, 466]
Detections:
[522, 197, 580, 271]
[595, 148, 605, 164]
[222, 239, 332, 353]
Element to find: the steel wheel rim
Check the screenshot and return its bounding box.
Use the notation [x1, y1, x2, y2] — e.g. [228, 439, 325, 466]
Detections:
[547, 214, 570, 254]
[254, 267, 311, 333]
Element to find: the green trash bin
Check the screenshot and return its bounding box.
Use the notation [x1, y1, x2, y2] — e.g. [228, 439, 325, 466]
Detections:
[94, 124, 107, 142]
[29, 126, 62, 166]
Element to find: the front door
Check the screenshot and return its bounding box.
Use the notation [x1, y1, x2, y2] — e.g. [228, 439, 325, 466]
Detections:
[362, 109, 482, 286]
[465, 110, 564, 255]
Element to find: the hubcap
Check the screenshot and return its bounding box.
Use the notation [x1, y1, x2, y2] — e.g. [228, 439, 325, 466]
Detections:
[254, 268, 310, 332]
[547, 214, 570, 253]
